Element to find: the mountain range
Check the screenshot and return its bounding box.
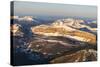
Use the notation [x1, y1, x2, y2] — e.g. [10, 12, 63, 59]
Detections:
[11, 16, 97, 65]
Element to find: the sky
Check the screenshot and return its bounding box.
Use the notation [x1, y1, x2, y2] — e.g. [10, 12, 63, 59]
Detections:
[13, 1, 97, 18]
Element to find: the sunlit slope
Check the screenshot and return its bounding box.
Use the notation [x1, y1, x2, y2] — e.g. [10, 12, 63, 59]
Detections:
[31, 25, 96, 45]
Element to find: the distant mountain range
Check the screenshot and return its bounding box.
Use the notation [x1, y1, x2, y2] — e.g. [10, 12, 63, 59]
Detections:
[11, 16, 97, 44]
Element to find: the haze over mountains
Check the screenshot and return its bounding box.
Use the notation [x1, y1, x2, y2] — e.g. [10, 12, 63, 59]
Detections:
[13, 1, 97, 19]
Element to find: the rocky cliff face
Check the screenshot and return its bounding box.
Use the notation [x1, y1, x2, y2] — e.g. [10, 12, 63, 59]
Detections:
[11, 23, 24, 37]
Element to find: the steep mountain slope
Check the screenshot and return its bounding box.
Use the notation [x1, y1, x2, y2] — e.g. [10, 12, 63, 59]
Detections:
[52, 18, 84, 28]
[52, 18, 97, 33]
[50, 49, 97, 63]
